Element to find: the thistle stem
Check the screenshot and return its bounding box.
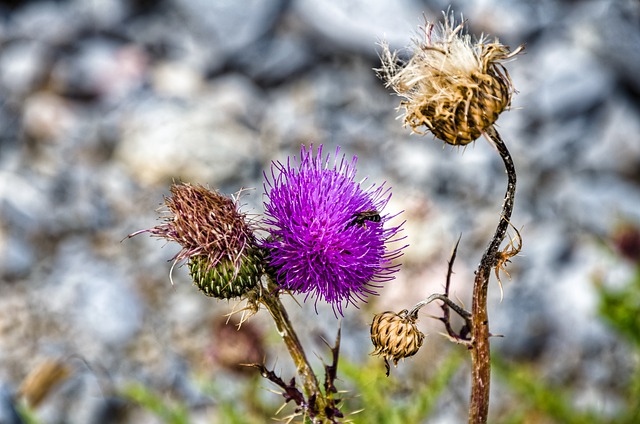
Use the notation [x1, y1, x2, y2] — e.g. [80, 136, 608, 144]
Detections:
[259, 278, 325, 412]
[407, 293, 471, 322]
[469, 126, 516, 423]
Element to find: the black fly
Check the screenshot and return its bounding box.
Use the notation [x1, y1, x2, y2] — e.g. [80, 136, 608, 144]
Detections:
[346, 210, 381, 229]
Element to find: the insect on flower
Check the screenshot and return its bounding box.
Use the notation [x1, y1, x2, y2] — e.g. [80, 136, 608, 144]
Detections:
[346, 210, 382, 229]
[261, 144, 406, 315]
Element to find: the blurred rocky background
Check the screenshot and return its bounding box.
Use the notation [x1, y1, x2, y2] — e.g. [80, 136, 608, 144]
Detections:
[1, 0, 639, 423]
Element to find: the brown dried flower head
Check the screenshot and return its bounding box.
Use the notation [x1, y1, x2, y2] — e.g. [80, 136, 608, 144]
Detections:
[18, 358, 71, 408]
[133, 183, 263, 299]
[378, 13, 524, 145]
[370, 310, 424, 375]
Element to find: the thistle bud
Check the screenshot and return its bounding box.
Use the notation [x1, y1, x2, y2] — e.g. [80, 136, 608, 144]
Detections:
[378, 13, 523, 145]
[131, 183, 263, 299]
[189, 248, 263, 299]
[370, 310, 424, 375]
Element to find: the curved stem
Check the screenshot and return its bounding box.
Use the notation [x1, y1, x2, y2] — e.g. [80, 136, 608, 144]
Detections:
[408, 293, 471, 321]
[481, 126, 517, 267]
[469, 126, 516, 424]
[408, 292, 473, 346]
[259, 279, 325, 411]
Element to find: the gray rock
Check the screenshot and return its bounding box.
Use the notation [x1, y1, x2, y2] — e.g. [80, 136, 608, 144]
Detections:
[0, 384, 22, 424]
[49, 39, 148, 101]
[574, 0, 640, 92]
[0, 39, 50, 98]
[293, 0, 427, 55]
[231, 33, 316, 86]
[532, 38, 613, 119]
[41, 238, 143, 351]
[115, 75, 264, 186]
[5, 2, 82, 45]
[171, 0, 284, 56]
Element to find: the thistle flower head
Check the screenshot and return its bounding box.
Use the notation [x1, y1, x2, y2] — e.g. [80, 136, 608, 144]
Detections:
[378, 12, 523, 145]
[370, 310, 424, 375]
[132, 183, 262, 299]
[261, 145, 405, 316]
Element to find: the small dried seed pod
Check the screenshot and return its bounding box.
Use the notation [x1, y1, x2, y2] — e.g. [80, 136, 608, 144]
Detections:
[370, 310, 424, 375]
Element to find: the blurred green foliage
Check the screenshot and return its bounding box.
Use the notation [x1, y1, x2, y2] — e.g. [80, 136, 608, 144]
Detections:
[112, 350, 464, 423]
[19, 263, 640, 423]
[596, 264, 640, 423]
[339, 351, 464, 423]
[493, 357, 604, 424]
[122, 383, 190, 424]
[598, 266, 640, 348]
[493, 263, 640, 424]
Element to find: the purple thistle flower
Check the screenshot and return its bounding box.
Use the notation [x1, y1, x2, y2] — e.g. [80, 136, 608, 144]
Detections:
[262, 145, 406, 315]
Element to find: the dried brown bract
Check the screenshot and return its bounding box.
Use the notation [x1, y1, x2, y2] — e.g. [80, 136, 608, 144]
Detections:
[494, 223, 522, 301]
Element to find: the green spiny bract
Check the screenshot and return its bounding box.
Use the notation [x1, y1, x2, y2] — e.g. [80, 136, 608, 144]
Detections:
[189, 248, 264, 299]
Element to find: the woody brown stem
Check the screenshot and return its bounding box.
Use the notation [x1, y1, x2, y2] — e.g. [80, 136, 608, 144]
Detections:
[469, 126, 516, 424]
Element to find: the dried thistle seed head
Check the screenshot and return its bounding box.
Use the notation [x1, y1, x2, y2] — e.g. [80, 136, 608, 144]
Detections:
[370, 310, 424, 375]
[378, 13, 523, 145]
[133, 183, 263, 298]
